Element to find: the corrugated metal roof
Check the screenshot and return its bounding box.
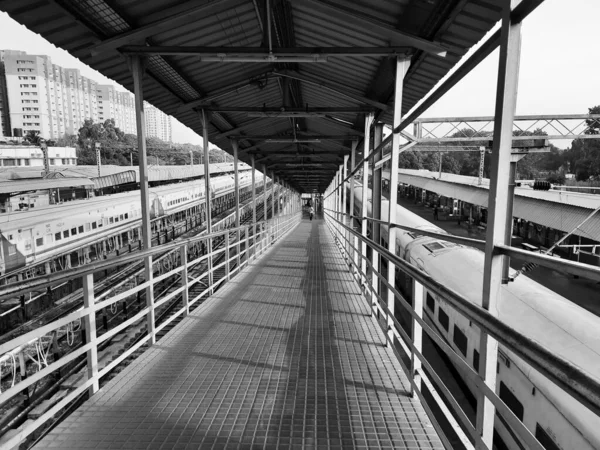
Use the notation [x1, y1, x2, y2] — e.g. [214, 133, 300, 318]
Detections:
[393, 169, 600, 241]
[0, 0, 504, 192]
[0, 178, 94, 194]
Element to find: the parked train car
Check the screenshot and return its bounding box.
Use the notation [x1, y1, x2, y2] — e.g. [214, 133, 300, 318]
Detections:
[351, 185, 600, 450]
[0, 172, 263, 275]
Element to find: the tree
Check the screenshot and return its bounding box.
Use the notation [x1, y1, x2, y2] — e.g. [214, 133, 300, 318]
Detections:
[24, 130, 41, 145]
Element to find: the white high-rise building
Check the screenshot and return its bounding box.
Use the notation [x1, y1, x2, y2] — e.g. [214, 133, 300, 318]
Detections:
[3, 52, 99, 139]
[145, 102, 172, 142]
[1, 50, 175, 141]
[97, 85, 135, 134]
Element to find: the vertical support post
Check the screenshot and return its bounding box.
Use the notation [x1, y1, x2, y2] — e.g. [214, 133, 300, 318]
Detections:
[387, 57, 410, 347]
[180, 244, 189, 316]
[263, 165, 268, 245]
[342, 154, 349, 256]
[478, 146, 486, 186]
[232, 140, 241, 269]
[372, 123, 384, 316]
[361, 113, 374, 284]
[225, 232, 230, 280]
[479, 1, 522, 447]
[82, 273, 99, 395]
[251, 155, 257, 250]
[131, 55, 155, 344]
[501, 159, 519, 282]
[270, 170, 275, 220]
[411, 280, 424, 397]
[349, 140, 358, 272]
[201, 109, 213, 290]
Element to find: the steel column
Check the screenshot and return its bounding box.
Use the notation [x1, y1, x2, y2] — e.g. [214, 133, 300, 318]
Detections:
[349, 141, 358, 271]
[342, 155, 349, 256]
[131, 55, 155, 344]
[263, 165, 268, 245]
[180, 245, 189, 316]
[232, 140, 241, 269]
[387, 58, 411, 346]
[478, 1, 522, 447]
[361, 113, 374, 282]
[201, 109, 213, 290]
[251, 155, 257, 257]
[371, 123, 384, 316]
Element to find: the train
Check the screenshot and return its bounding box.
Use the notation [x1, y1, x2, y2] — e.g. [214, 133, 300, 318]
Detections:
[350, 184, 600, 450]
[0, 171, 265, 276]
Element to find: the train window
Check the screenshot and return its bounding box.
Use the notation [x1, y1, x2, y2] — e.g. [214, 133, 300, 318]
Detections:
[71, 228, 77, 235]
[7, 234, 12, 240]
[535, 424, 561, 450]
[78, 225, 84, 233]
[499, 382, 524, 421]
[473, 350, 480, 372]
[99, 220, 103, 227]
[36, 237, 43, 246]
[124, 213, 128, 219]
[426, 293, 435, 312]
[119, 215, 124, 221]
[92, 222, 97, 229]
[453, 325, 468, 356]
[63, 230, 69, 238]
[8, 245, 16, 255]
[109, 217, 114, 224]
[85, 224, 91, 232]
[114, 216, 119, 223]
[438, 308, 449, 331]
[423, 242, 445, 253]
[55, 232, 61, 241]
[25, 241, 31, 251]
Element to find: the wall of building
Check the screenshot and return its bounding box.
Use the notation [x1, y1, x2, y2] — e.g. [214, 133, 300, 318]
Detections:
[0, 145, 77, 167]
[0, 50, 174, 142]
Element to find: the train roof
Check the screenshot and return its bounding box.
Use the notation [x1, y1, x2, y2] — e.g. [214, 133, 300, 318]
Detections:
[352, 185, 600, 439]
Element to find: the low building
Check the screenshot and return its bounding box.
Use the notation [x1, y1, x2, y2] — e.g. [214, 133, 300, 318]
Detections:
[0, 145, 77, 167]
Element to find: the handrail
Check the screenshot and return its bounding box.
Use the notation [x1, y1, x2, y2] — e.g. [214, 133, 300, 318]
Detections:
[324, 209, 600, 418]
[350, 213, 600, 282]
[0, 212, 299, 301]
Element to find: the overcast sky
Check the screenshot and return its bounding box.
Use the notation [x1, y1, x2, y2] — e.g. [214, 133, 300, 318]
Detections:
[0, 0, 598, 148]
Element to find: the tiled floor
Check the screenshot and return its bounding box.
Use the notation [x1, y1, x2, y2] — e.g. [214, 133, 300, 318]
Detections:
[35, 219, 442, 449]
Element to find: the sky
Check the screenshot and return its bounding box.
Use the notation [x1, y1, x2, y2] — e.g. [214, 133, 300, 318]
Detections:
[0, 0, 598, 148]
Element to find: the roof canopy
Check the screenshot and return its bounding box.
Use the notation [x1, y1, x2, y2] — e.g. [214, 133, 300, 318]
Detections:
[2, 0, 509, 192]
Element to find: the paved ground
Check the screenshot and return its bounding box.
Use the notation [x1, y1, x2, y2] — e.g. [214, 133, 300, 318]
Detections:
[35, 218, 442, 449]
[396, 196, 600, 317]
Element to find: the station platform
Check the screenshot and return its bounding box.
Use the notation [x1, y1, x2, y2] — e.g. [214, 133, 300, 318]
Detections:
[34, 218, 442, 449]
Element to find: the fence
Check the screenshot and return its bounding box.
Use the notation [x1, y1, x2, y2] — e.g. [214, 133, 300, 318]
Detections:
[323, 204, 600, 450]
[0, 209, 301, 449]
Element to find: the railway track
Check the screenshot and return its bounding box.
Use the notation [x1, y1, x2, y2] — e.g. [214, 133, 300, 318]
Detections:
[0, 199, 277, 448]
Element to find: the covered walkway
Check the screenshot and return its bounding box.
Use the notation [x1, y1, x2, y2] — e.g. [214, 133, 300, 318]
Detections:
[35, 219, 442, 450]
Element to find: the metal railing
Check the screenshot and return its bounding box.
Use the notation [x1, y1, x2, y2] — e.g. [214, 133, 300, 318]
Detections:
[323, 208, 600, 450]
[0, 210, 301, 449]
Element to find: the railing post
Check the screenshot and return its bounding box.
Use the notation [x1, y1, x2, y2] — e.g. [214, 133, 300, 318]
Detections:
[145, 256, 155, 343]
[225, 232, 230, 280]
[180, 244, 189, 316]
[82, 273, 99, 395]
[411, 280, 424, 398]
[478, 1, 522, 447]
[349, 140, 358, 272]
[232, 140, 241, 270]
[245, 225, 250, 266]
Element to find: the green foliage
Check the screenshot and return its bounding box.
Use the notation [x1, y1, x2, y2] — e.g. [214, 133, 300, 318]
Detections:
[69, 119, 231, 166]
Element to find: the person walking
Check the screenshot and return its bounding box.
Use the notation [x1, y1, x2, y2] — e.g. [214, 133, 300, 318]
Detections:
[309, 206, 314, 221]
[433, 206, 439, 221]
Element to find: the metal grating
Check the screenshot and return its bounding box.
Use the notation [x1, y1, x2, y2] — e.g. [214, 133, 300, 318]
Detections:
[147, 55, 200, 102]
[65, 0, 130, 35]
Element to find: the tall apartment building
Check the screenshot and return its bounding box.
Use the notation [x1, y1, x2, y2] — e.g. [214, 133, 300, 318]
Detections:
[97, 85, 135, 134]
[1, 50, 175, 141]
[145, 102, 172, 142]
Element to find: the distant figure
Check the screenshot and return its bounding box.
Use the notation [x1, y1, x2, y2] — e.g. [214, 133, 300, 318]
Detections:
[309, 206, 314, 221]
[433, 206, 439, 221]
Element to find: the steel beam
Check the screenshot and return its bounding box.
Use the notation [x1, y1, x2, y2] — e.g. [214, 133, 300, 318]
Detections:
[292, 0, 447, 57]
[229, 134, 361, 140]
[275, 70, 391, 112]
[120, 46, 414, 57]
[131, 55, 155, 345]
[90, 0, 244, 56]
[200, 106, 376, 113]
[361, 113, 374, 282]
[478, 1, 522, 446]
